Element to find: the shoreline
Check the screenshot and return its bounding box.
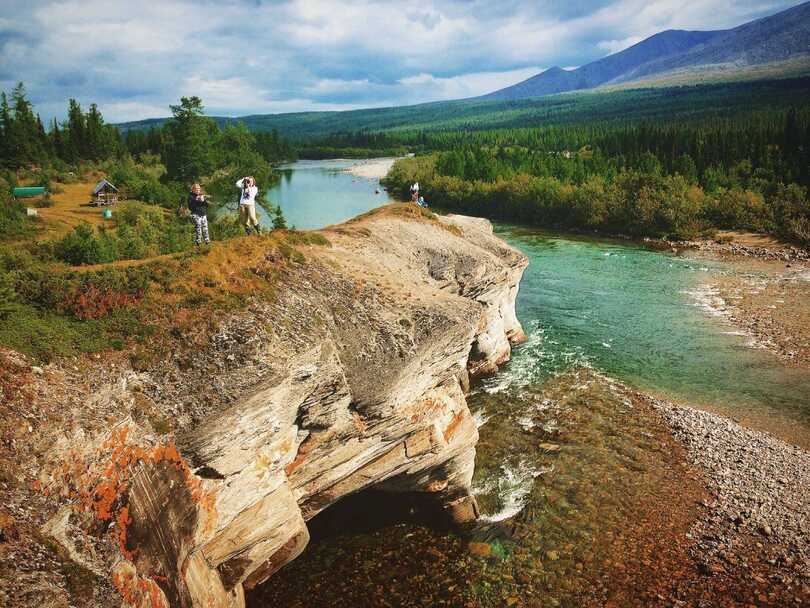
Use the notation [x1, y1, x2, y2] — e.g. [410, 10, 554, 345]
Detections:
[685, 253, 810, 368]
[646, 391, 810, 603]
[342, 157, 400, 179]
[627, 231, 808, 263]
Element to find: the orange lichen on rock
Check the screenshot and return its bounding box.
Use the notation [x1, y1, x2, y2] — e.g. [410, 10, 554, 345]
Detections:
[443, 409, 466, 442]
[46, 424, 215, 577]
[285, 431, 327, 476]
[112, 561, 170, 608]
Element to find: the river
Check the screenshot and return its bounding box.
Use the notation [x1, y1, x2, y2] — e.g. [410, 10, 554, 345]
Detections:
[258, 158, 394, 229]
[249, 159, 810, 607]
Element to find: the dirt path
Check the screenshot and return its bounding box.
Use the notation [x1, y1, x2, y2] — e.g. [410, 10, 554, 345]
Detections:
[33, 182, 112, 239]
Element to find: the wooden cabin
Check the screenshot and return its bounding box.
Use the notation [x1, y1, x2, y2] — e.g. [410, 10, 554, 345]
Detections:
[91, 179, 119, 206]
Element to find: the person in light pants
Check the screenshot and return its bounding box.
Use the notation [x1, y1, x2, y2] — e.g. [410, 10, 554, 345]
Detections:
[236, 176, 260, 235]
[188, 183, 210, 246]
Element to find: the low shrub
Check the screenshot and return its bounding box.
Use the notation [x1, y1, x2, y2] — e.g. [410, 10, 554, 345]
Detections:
[52, 203, 248, 266]
[0, 273, 18, 319]
[0, 179, 36, 240]
[0, 305, 143, 363]
[13, 265, 151, 317]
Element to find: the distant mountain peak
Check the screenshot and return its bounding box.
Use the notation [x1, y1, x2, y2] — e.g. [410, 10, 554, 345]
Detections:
[482, 1, 810, 100]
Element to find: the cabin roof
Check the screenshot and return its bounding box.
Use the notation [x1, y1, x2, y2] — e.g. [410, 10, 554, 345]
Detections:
[92, 179, 118, 195]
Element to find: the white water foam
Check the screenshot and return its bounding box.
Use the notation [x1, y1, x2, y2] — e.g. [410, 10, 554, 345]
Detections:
[480, 321, 590, 395]
[681, 283, 728, 317]
[478, 460, 552, 523]
[682, 284, 770, 350]
[472, 409, 492, 428]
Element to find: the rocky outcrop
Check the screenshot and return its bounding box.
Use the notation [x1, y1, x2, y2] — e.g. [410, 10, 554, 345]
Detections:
[27, 208, 526, 608]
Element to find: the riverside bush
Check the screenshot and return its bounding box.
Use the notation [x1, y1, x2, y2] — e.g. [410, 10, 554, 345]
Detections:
[0, 179, 36, 240]
[1, 264, 161, 361]
[51, 202, 243, 265]
[384, 154, 810, 244]
[12, 265, 151, 314]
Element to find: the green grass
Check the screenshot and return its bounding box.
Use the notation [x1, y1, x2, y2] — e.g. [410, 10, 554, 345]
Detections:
[0, 304, 145, 362]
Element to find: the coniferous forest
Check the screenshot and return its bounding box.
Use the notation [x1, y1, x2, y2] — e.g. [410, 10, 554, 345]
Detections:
[2, 78, 810, 249]
[381, 102, 810, 243]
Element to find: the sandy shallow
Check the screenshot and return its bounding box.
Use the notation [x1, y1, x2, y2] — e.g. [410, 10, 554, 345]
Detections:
[343, 157, 399, 179]
[685, 250, 810, 369]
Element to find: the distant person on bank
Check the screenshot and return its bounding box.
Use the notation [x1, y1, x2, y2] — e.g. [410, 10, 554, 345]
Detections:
[188, 183, 210, 246]
[410, 182, 419, 203]
[236, 176, 261, 235]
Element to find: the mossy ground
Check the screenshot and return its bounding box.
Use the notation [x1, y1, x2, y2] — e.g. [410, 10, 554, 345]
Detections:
[0, 214, 333, 363]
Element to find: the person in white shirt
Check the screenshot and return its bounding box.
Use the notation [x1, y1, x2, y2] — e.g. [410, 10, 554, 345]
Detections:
[409, 182, 419, 203]
[236, 176, 260, 235]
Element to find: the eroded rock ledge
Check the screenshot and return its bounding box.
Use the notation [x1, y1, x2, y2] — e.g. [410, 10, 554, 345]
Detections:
[31, 210, 527, 608]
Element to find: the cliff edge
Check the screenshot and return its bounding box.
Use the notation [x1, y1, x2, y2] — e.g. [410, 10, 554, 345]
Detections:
[0, 205, 527, 608]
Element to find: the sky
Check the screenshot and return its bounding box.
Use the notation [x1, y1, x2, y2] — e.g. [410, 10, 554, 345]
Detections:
[0, 0, 804, 122]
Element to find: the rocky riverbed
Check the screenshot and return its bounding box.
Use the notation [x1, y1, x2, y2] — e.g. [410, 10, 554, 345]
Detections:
[707, 261, 810, 367]
[648, 393, 810, 605]
[645, 231, 810, 264]
[251, 367, 810, 608]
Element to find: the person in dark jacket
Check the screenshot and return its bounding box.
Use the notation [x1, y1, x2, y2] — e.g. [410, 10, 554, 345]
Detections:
[188, 183, 210, 246]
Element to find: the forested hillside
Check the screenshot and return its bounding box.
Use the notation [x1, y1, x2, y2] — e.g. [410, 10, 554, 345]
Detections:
[118, 77, 810, 141]
[382, 105, 810, 244]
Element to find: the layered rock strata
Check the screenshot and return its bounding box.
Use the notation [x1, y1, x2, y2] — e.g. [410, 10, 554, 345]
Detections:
[37, 210, 527, 608]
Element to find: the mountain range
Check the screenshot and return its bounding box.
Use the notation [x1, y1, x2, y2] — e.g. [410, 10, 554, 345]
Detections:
[117, 2, 810, 137]
[482, 0, 810, 100]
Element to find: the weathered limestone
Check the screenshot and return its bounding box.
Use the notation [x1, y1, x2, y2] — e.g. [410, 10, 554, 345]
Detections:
[42, 209, 527, 608]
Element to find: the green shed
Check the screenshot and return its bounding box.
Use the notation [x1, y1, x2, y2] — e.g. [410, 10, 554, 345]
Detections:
[12, 186, 47, 198]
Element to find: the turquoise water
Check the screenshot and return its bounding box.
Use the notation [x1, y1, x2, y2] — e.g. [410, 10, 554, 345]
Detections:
[483, 226, 810, 444]
[258, 160, 809, 442]
[251, 161, 810, 607]
[258, 159, 393, 229]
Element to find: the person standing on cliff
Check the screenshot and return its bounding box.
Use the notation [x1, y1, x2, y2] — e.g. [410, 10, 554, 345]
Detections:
[236, 176, 261, 235]
[410, 181, 419, 203]
[188, 183, 211, 247]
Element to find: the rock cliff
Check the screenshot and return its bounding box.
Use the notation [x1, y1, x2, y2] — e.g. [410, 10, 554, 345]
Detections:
[2, 207, 526, 608]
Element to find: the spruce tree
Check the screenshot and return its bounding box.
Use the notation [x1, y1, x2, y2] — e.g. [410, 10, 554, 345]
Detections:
[66, 98, 86, 161]
[163, 96, 215, 182]
[0, 93, 9, 167]
[85, 103, 105, 159]
[9, 83, 45, 166]
[51, 118, 65, 160]
[272, 205, 287, 230]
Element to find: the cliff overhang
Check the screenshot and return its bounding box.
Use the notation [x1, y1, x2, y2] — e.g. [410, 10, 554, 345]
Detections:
[27, 206, 528, 608]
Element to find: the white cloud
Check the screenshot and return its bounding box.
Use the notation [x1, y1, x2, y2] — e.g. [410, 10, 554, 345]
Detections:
[0, 0, 803, 121]
[398, 66, 544, 100]
[597, 35, 644, 54]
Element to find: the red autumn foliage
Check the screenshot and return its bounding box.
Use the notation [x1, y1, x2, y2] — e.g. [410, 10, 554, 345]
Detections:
[58, 283, 144, 320]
